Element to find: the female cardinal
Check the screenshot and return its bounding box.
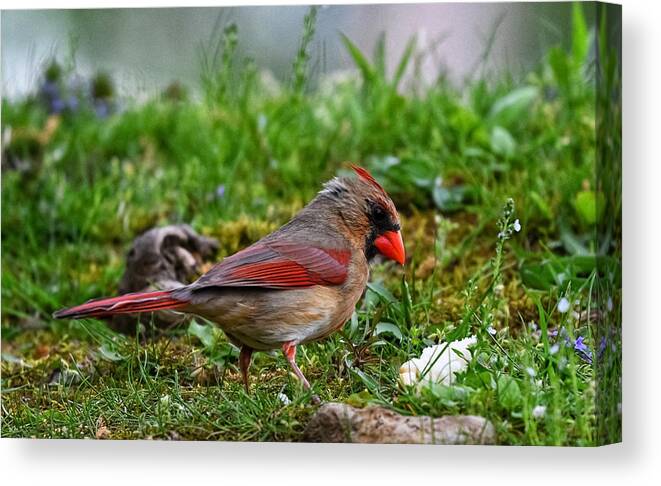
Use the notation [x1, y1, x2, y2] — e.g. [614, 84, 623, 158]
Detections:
[54, 165, 405, 392]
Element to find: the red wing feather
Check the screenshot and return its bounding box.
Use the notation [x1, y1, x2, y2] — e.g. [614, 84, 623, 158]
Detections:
[193, 242, 351, 289]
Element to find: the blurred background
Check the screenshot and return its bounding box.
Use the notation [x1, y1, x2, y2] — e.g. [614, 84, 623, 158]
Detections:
[2, 3, 586, 100]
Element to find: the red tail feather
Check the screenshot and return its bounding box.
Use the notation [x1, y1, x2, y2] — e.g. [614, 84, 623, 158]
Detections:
[53, 290, 187, 320]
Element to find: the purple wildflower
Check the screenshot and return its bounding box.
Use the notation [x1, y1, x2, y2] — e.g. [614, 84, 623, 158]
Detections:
[94, 100, 110, 118]
[215, 184, 226, 199]
[574, 336, 588, 352]
[574, 336, 592, 363]
[50, 98, 66, 114]
[40, 81, 59, 98]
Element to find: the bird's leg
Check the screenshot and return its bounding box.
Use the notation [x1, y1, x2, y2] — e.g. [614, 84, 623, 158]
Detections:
[281, 341, 311, 390]
[239, 345, 253, 393]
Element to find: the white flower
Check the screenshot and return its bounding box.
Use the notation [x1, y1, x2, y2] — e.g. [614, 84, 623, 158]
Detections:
[277, 393, 291, 406]
[487, 326, 497, 335]
[549, 344, 560, 355]
[513, 219, 521, 232]
[557, 297, 571, 313]
[525, 367, 536, 378]
[399, 335, 477, 388]
[532, 405, 546, 418]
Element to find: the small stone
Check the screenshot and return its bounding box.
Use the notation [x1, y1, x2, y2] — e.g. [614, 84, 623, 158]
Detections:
[95, 416, 111, 439]
[303, 403, 496, 444]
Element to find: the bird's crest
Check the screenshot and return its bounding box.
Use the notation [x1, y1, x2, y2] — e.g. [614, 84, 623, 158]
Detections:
[351, 164, 386, 195]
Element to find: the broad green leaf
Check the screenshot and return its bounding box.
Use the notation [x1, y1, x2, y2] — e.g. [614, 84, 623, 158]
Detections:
[548, 46, 570, 94]
[519, 254, 602, 290]
[489, 86, 539, 128]
[490, 126, 517, 157]
[97, 343, 125, 362]
[375, 322, 403, 341]
[367, 282, 397, 304]
[427, 384, 473, 405]
[497, 375, 522, 410]
[574, 190, 596, 224]
[188, 320, 217, 349]
[560, 227, 590, 256]
[345, 389, 374, 408]
[574, 190, 605, 225]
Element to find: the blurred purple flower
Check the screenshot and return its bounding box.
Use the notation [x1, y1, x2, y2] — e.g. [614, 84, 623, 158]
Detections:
[67, 95, 80, 112]
[574, 336, 592, 363]
[94, 100, 110, 119]
[40, 81, 59, 98]
[50, 98, 66, 114]
[215, 184, 226, 199]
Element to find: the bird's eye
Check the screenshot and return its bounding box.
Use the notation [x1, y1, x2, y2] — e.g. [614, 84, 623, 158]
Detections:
[368, 200, 390, 227]
[373, 205, 386, 220]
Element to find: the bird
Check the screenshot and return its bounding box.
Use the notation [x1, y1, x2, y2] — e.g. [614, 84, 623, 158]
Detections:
[54, 165, 405, 393]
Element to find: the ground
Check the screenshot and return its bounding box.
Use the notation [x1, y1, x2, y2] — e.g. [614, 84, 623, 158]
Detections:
[1, 5, 621, 445]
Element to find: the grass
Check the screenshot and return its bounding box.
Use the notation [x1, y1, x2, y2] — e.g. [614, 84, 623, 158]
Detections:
[1, 4, 621, 445]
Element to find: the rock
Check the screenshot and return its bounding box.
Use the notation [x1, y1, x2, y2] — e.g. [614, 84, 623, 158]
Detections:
[303, 403, 496, 445]
[110, 224, 219, 333]
[95, 416, 111, 439]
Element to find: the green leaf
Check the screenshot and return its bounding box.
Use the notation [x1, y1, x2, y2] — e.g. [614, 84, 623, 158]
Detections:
[497, 375, 522, 410]
[548, 46, 570, 94]
[393, 35, 416, 89]
[574, 190, 605, 225]
[341, 33, 374, 83]
[367, 282, 397, 304]
[560, 226, 590, 256]
[97, 343, 125, 362]
[519, 254, 602, 290]
[349, 311, 359, 337]
[572, 2, 589, 66]
[574, 190, 597, 224]
[375, 322, 403, 341]
[489, 86, 539, 128]
[188, 320, 217, 349]
[490, 126, 517, 157]
[345, 389, 374, 408]
[427, 384, 473, 405]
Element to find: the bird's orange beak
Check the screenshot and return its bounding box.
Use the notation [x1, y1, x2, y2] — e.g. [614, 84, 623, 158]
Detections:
[374, 230, 406, 265]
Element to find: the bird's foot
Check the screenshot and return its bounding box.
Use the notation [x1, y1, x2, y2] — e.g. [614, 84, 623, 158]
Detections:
[282, 341, 312, 390]
[239, 346, 253, 393]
